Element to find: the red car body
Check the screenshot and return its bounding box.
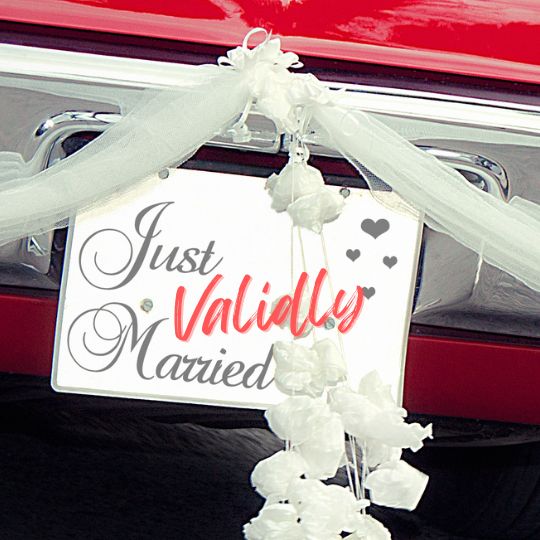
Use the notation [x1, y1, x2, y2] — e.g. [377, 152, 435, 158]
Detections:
[2, 0, 540, 84]
[0, 0, 539, 424]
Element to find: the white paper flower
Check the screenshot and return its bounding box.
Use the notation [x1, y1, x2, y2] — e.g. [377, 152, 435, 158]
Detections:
[365, 459, 429, 511]
[328, 386, 379, 439]
[358, 370, 406, 415]
[251, 451, 307, 502]
[365, 439, 402, 469]
[266, 160, 324, 212]
[297, 411, 345, 479]
[287, 479, 366, 537]
[345, 515, 392, 540]
[272, 340, 346, 396]
[286, 478, 326, 508]
[329, 376, 431, 453]
[273, 341, 325, 397]
[288, 74, 331, 107]
[244, 502, 304, 540]
[366, 411, 433, 452]
[265, 396, 329, 445]
[322, 484, 369, 533]
[312, 339, 347, 386]
[357, 373, 431, 452]
[271, 292, 313, 338]
[287, 187, 344, 234]
[256, 62, 330, 133]
[257, 79, 298, 133]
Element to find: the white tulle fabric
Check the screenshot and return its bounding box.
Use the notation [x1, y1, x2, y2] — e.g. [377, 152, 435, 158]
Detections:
[0, 29, 538, 291]
[312, 106, 540, 291]
[0, 71, 249, 244]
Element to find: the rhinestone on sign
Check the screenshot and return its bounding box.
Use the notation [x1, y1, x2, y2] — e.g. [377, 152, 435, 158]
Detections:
[158, 169, 170, 179]
[140, 298, 154, 313]
[339, 187, 351, 198]
[324, 317, 336, 330]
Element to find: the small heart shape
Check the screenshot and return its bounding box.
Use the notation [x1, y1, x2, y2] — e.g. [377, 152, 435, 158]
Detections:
[363, 286, 376, 299]
[383, 255, 398, 269]
[346, 249, 360, 262]
[361, 218, 390, 239]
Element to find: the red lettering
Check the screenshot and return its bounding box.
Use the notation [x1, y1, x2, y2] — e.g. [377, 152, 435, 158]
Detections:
[174, 274, 222, 341]
[202, 298, 232, 336]
[290, 272, 310, 337]
[307, 269, 333, 328]
[174, 269, 364, 341]
[232, 274, 256, 333]
[256, 282, 272, 331]
[334, 286, 364, 333]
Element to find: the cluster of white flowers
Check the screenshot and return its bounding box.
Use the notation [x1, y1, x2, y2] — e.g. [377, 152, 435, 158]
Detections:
[227, 28, 433, 540]
[245, 479, 374, 540]
[245, 364, 431, 539]
[246, 150, 431, 539]
[272, 339, 347, 397]
[219, 30, 331, 135]
[221, 29, 344, 233]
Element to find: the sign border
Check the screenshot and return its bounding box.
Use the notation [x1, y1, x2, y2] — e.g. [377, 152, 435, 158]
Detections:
[51, 171, 422, 410]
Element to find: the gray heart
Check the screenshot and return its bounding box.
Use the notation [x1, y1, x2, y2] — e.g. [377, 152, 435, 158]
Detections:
[361, 218, 390, 239]
[346, 249, 360, 262]
[383, 255, 398, 269]
[363, 286, 376, 299]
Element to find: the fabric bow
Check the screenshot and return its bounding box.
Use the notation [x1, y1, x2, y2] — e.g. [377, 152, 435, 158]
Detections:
[219, 28, 331, 135]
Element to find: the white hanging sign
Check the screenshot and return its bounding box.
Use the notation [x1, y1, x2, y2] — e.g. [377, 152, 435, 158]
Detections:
[52, 168, 422, 409]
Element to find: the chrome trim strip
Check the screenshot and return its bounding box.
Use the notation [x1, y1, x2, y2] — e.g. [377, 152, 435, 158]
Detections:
[1, 43, 540, 137]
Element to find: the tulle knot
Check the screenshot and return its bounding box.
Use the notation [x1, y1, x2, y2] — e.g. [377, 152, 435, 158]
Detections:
[220, 28, 333, 136]
[218, 28, 302, 74]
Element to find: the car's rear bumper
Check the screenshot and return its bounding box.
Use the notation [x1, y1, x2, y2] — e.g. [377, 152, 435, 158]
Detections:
[1, 290, 540, 426]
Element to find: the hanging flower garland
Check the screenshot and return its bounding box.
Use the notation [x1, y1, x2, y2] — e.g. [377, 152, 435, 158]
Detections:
[225, 30, 433, 540]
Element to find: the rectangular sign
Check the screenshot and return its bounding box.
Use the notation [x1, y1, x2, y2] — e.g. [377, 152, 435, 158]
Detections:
[53, 169, 421, 408]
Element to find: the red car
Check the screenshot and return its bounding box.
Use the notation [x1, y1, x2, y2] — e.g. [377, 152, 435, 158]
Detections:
[0, 1, 539, 539]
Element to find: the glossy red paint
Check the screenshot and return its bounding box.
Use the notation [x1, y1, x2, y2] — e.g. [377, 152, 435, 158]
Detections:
[1, 0, 540, 84]
[0, 291, 539, 425]
[0, 293, 56, 377]
[404, 336, 540, 425]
